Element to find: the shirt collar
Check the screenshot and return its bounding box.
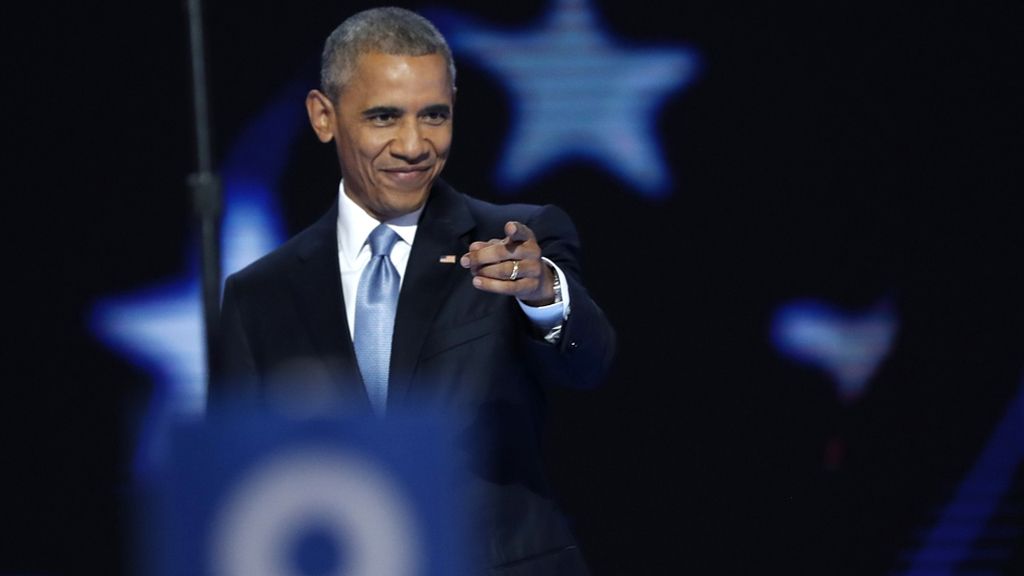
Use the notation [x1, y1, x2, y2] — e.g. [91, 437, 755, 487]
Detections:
[336, 179, 422, 264]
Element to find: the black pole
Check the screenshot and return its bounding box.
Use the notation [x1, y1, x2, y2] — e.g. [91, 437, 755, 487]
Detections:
[185, 0, 222, 394]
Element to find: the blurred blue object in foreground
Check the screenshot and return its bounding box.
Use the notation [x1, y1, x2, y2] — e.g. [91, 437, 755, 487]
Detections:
[140, 409, 473, 576]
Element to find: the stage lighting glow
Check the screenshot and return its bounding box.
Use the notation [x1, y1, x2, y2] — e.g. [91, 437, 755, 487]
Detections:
[770, 297, 898, 403]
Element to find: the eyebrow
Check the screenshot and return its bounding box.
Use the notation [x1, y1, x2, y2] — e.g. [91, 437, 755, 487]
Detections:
[361, 106, 402, 118]
[421, 104, 451, 116]
[360, 104, 451, 118]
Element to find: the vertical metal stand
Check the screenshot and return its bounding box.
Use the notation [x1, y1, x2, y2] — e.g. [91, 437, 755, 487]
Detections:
[185, 0, 222, 392]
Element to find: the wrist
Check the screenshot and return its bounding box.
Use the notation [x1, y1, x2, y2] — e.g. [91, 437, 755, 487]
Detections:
[523, 264, 561, 307]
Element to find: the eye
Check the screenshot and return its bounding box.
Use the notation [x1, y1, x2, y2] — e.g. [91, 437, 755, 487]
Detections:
[369, 113, 397, 126]
[421, 111, 450, 125]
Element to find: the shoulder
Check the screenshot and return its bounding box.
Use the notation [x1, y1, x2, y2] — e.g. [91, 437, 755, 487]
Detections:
[441, 181, 575, 237]
[224, 202, 336, 287]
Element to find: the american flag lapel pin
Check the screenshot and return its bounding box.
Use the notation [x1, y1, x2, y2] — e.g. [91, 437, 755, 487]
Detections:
[439, 255, 457, 264]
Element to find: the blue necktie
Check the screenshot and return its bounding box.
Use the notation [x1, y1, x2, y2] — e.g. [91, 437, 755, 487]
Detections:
[354, 224, 400, 416]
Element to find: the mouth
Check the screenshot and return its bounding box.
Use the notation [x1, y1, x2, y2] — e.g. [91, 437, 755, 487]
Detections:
[381, 166, 433, 186]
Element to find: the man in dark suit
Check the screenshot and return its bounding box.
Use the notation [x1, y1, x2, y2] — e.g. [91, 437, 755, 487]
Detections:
[212, 6, 616, 574]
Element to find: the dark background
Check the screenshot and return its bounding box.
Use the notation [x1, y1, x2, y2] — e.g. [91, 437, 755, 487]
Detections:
[7, 0, 1023, 574]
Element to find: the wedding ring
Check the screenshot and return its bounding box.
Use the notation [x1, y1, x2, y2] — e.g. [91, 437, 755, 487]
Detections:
[508, 260, 520, 281]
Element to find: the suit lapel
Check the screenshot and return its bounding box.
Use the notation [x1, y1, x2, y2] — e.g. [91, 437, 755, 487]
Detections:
[389, 182, 475, 407]
[289, 202, 372, 410]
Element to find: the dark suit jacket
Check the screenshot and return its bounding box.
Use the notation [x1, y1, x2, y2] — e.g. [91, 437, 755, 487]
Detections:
[212, 179, 616, 575]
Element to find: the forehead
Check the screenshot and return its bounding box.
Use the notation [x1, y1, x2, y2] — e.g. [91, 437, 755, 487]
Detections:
[341, 52, 453, 106]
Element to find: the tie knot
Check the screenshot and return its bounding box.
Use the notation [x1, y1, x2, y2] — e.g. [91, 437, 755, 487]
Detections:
[367, 224, 400, 257]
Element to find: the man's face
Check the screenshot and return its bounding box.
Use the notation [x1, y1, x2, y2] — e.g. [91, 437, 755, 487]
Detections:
[309, 52, 454, 221]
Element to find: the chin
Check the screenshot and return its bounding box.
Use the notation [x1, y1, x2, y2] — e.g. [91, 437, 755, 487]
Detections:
[378, 190, 430, 218]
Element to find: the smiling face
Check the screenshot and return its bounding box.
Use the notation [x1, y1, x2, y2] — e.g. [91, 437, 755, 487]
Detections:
[306, 52, 454, 221]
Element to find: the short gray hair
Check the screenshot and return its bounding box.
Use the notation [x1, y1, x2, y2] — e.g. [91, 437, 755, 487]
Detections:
[320, 6, 456, 102]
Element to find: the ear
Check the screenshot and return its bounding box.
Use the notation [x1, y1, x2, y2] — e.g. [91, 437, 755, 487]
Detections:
[305, 89, 336, 143]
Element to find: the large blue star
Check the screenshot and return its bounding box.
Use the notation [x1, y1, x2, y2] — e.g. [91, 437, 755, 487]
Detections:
[90, 83, 306, 477]
[428, 0, 699, 198]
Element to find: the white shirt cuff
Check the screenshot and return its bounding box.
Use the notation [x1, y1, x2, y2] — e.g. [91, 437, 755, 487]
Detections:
[517, 257, 571, 341]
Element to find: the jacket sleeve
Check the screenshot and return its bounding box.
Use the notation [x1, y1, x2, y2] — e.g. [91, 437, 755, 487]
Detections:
[523, 204, 617, 390]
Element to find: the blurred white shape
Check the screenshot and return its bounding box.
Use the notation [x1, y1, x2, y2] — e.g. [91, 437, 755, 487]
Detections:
[210, 447, 423, 576]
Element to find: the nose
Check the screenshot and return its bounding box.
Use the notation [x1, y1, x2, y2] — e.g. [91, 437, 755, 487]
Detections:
[390, 119, 430, 164]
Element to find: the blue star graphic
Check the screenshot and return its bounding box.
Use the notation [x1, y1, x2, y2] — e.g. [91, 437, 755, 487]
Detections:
[428, 0, 699, 197]
[90, 83, 307, 477]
